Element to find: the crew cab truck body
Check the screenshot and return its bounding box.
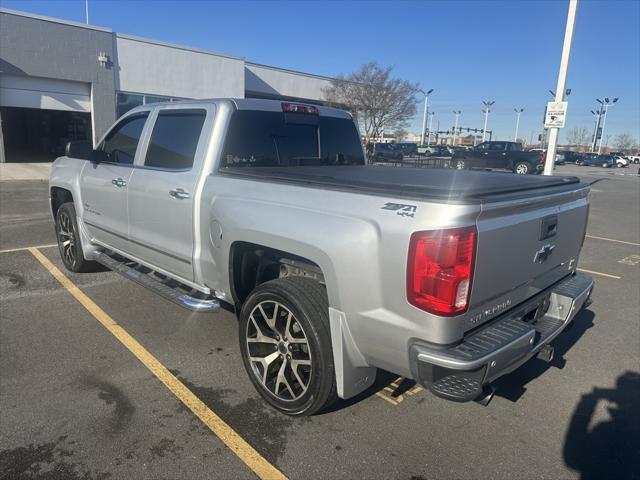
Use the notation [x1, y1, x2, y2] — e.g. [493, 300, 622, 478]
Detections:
[453, 141, 544, 174]
[50, 99, 593, 415]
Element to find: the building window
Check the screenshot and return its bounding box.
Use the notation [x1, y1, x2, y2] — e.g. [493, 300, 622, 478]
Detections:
[116, 92, 188, 118]
[117, 93, 143, 118]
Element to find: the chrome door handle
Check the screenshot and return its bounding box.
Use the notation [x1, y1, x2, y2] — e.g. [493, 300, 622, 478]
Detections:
[112, 177, 127, 187]
[169, 188, 190, 200]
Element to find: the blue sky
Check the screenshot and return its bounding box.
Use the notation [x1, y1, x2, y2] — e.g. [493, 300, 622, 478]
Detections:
[3, 0, 639, 145]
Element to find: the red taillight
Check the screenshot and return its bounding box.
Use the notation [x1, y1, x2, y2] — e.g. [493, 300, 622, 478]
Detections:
[407, 226, 477, 316]
[281, 102, 319, 114]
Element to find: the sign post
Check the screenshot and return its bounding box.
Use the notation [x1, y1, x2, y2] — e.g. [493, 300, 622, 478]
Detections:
[544, 0, 578, 176]
[545, 101, 568, 129]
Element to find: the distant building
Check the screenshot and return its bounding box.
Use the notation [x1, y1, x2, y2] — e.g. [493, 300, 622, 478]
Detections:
[0, 8, 336, 163]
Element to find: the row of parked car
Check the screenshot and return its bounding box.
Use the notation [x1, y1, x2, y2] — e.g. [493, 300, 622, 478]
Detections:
[560, 150, 638, 168]
[370, 141, 639, 171]
[369, 142, 470, 162]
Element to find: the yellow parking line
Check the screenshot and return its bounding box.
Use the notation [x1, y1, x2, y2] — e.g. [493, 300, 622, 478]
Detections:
[375, 392, 399, 406]
[576, 267, 621, 280]
[0, 243, 57, 253]
[28, 247, 287, 480]
[586, 235, 640, 247]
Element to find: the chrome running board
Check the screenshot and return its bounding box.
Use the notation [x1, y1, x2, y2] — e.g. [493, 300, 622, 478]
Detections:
[92, 250, 220, 312]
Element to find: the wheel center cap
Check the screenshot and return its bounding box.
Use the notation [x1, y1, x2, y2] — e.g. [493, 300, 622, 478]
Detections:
[277, 342, 287, 354]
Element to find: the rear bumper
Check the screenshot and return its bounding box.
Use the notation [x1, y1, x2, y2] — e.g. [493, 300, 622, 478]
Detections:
[409, 272, 594, 402]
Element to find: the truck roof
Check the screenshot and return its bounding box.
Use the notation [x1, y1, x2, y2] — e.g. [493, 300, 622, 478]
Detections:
[128, 97, 352, 119]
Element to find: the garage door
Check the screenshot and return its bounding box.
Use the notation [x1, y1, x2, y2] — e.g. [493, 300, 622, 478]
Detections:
[0, 74, 91, 112]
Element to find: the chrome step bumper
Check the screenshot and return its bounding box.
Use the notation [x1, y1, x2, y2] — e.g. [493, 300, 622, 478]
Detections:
[409, 272, 594, 402]
[92, 250, 221, 312]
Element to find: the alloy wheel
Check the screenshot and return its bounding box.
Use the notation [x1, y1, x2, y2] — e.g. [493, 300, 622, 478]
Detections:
[57, 211, 76, 267]
[516, 164, 528, 174]
[245, 300, 312, 402]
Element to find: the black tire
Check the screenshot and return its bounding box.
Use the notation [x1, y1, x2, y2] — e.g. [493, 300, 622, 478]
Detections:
[238, 277, 337, 416]
[514, 161, 532, 174]
[55, 202, 98, 273]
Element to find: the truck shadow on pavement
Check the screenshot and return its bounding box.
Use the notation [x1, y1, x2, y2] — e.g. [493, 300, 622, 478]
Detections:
[493, 309, 595, 402]
[563, 371, 640, 480]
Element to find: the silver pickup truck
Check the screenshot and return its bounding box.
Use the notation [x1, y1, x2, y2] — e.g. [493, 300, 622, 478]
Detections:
[49, 99, 593, 416]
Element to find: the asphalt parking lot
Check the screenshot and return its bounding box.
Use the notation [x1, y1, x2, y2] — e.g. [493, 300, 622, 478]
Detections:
[1, 164, 638, 480]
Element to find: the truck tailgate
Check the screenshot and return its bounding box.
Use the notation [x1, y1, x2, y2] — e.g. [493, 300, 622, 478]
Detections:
[466, 186, 590, 331]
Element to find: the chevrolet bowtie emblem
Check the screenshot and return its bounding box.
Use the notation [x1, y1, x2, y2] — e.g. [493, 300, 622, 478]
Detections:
[534, 243, 556, 263]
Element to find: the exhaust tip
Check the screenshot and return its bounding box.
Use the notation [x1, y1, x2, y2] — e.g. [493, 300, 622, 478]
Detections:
[474, 385, 495, 406]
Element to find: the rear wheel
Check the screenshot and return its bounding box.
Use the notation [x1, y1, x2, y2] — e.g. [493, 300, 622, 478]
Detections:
[455, 159, 467, 170]
[239, 277, 337, 416]
[55, 203, 98, 272]
[514, 162, 531, 174]
[602, 162, 609, 168]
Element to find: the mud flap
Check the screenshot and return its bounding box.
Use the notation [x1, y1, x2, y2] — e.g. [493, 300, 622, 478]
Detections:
[329, 307, 376, 399]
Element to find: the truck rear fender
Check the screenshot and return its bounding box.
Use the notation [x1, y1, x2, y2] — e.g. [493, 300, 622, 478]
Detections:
[205, 198, 383, 399]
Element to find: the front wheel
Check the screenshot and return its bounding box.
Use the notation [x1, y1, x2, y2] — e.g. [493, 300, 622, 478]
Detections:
[602, 163, 610, 168]
[55, 202, 98, 273]
[239, 277, 337, 416]
[514, 162, 531, 174]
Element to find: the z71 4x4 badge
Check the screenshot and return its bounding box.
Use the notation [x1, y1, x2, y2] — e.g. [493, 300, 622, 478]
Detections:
[381, 202, 417, 218]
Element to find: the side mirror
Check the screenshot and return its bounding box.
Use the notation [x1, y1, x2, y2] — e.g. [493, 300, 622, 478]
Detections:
[65, 141, 92, 160]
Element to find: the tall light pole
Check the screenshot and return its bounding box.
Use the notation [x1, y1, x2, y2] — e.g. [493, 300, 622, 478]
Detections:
[427, 112, 435, 146]
[513, 108, 524, 142]
[452, 110, 461, 146]
[597, 97, 618, 154]
[481, 101, 494, 142]
[85, 0, 89, 24]
[418, 88, 433, 146]
[589, 110, 599, 151]
[544, 0, 578, 175]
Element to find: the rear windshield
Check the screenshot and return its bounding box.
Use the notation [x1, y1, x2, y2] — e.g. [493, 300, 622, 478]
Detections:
[221, 110, 364, 167]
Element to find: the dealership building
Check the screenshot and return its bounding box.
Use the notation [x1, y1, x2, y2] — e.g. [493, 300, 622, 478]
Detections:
[0, 8, 334, 163]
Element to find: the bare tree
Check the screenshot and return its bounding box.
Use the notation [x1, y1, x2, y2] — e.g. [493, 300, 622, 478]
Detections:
[613, 133, 636, 152]
[323, 62, 419, 146]
[566, 127, 591, 146]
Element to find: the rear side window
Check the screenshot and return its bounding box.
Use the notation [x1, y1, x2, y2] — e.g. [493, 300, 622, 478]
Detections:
[222, 111, 364, 167]
[100, 113, 148, 164]
[144, 109, 206, 170]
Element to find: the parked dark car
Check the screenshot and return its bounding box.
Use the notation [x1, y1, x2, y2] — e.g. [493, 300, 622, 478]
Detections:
[577, 153, 616, 168]
[560, 150, 583, 164]
[371, 143, 403, 162]
[398, 143, 418, 156]
[452, 141, 544, 174]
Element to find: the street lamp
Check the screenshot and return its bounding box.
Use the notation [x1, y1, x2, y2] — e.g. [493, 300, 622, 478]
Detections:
[452, 110, 461, 146]
[427, 111, 435, 146]
[590, 110, 599, 151]
[513, 108, 524, 142]
[481, 100, 495, 142]
[549, 89, 571, 98]
[596, 97, 618, 154]
[418, 88, 433, 146]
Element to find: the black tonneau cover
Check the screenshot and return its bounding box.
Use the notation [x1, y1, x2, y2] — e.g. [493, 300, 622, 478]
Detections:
[220, 165, 584, 202]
